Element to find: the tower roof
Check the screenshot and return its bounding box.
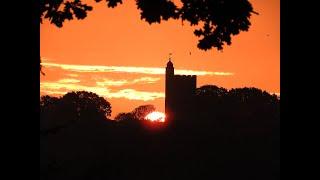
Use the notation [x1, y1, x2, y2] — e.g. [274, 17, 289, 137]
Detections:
[167, 59, 173, 68]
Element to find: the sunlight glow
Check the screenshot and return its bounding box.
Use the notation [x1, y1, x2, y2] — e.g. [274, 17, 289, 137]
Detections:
[145, 111, 166, 122]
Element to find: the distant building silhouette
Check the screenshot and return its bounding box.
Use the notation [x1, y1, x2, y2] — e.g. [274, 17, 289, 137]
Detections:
[165, 59, 196, 124]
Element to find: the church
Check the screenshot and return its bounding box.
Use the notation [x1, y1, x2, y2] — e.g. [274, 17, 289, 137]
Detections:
[165, 59, 197, 124]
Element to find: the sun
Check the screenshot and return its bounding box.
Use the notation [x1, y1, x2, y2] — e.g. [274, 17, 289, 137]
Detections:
[145, 111, 165, 122]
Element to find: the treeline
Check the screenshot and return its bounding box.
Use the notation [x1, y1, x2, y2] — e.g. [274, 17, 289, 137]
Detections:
[40, 85, 280, 180]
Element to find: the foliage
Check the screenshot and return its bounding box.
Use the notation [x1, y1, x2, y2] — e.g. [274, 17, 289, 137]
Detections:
[40, 0, 257, 52]
[131, 104, 156, 120]
[114, 104, 155, 122]
[40, 91, 111, 134]
[114, 112, 135, 122]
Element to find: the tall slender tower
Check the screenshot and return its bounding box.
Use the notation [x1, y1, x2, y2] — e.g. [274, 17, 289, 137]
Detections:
[165, 59, 174, 123]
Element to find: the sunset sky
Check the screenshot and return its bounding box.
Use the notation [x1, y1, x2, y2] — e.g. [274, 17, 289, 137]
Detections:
[40, 0, 280, 118]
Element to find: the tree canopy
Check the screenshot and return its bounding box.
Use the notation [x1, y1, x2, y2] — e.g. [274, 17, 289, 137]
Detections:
[61, 91, 112, 117]
[40, 91, 112, 134]
[40, 0, 258, 52]
[114, 112, 135, 122]
[132, 104, 156, 120]
[114, 104, 156, 122]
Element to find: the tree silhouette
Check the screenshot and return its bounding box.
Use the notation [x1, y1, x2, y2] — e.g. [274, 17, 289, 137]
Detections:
[114, 104, 155, 122]
[131, 104, 156, 120]
[40, 95, 59, 109]
[61, 91, 112, 118]
[114, 112, 135, 122]
[225, 87, 280, 133]
[40, 91, 112, 135]
[195, 85, 228, 117]
[196, 85, 228, 98]
[40, 0, 257, 52]
[40, 95, 66, 134]
[40, 0, 93, 27]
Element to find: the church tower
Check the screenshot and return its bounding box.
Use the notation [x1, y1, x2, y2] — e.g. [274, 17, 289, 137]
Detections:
[165, 57, 197, 124]
[165, 59, 174, 123]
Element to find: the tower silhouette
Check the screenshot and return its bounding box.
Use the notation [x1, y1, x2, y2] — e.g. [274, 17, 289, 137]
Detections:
[165, 59, 197, 124]
[165, 59, 174, 123]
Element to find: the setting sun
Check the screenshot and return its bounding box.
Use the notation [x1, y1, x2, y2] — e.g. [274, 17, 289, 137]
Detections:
[145, 111, 165, 122]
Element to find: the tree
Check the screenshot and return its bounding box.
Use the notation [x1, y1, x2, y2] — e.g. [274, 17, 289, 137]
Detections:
[131, 104, 156, 120]
[40, 95, 67, 135]
[40, 95, 59, 109]
[61, 91, 112, 120]
[225, 87, 280, 133]
[227, 87, 279, 107]
[114, 112, 135, 122]
[195, 85, 228, 113]
[114, 104, 155, 121]
[40, 0, 257, 52]
[196, 85, 228, 98]
[194, 85, 228, 129]
[192, 86, 280, 135]
[40, 91, 112, 134]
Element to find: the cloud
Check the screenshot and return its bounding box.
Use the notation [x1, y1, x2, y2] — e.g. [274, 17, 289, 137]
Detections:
[96, 77, 160, 87]
[132, 77, 161, 83]
[42, 62, 234, 76]
[107, 89, 164, 101]
[96, 79, 129, 87]
[57, 78, 80, 83]
[67, 74, 79, 77]
[40, 81, 164, 101]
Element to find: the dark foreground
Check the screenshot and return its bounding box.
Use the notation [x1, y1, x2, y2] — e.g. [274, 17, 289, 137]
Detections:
[40, 119, 280, 180]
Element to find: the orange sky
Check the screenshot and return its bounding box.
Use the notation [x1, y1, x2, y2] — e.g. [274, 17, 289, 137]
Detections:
[40, 0, 280, 118]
